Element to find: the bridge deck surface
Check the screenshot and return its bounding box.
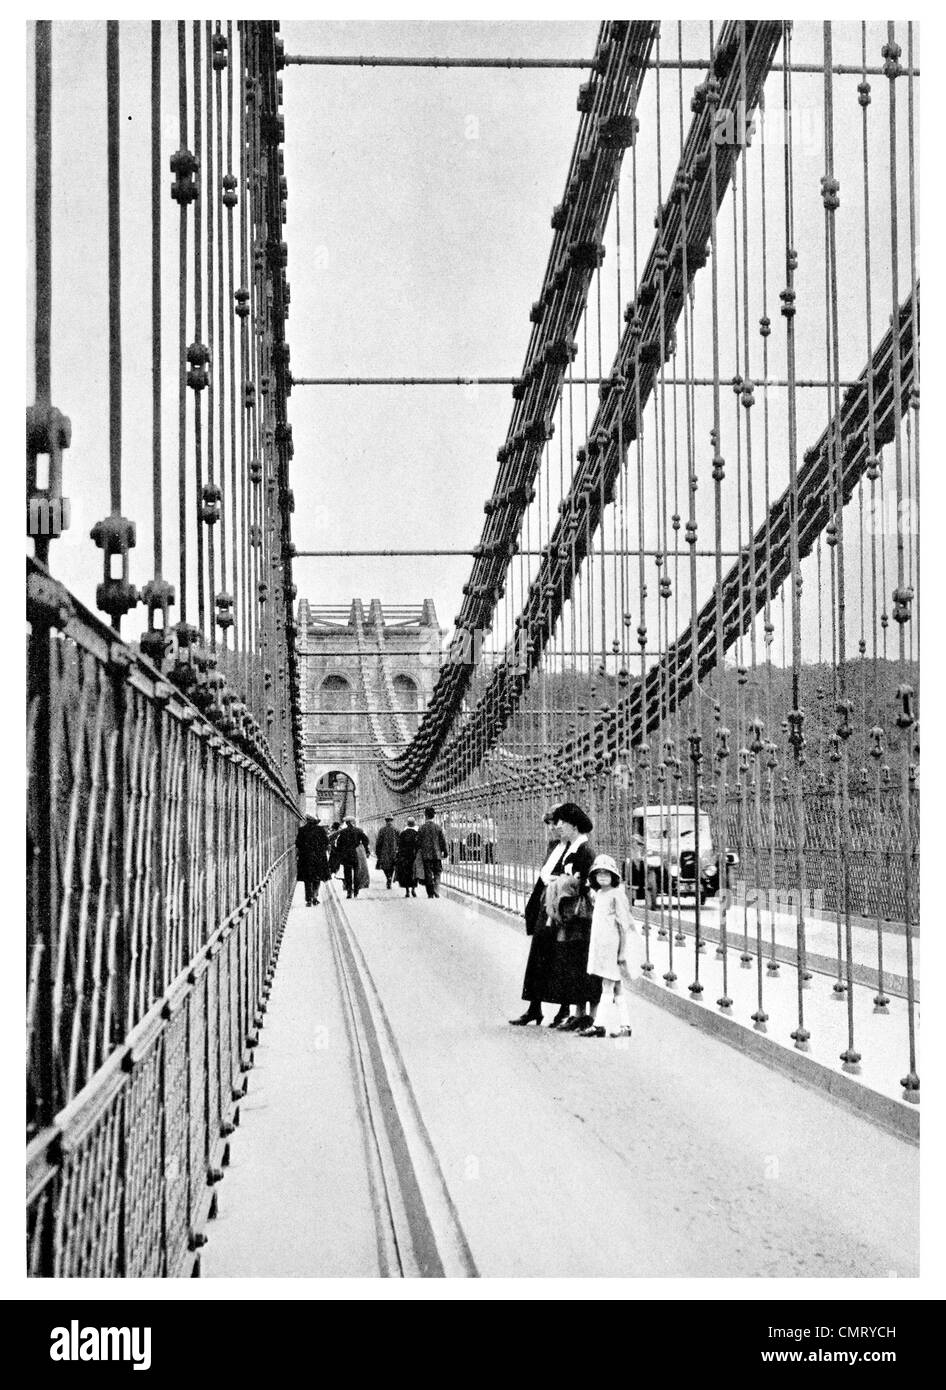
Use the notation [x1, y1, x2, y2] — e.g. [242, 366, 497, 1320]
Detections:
[203, 873, 918, 1280]
[201, 892, 383, 1278]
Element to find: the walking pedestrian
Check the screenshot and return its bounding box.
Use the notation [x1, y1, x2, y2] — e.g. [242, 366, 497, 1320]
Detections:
[335, 816, 370, 899]
[395, 818, 419, 897]
[328, 821, 342, 878]
[417, 806, 448, 898]
[375, 814, 399, 890]
[576, 854, 637, 1038]
[295, 814, 330, 907]
[510, 813, 565, 1026]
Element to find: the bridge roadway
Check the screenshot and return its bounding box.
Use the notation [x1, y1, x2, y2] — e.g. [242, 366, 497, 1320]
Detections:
[202, 870, 918, 1280]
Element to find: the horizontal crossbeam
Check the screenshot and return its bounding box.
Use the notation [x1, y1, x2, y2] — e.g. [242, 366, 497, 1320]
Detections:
[294, 548, 742, 558]
[292, 375, 860, 389]
[284, 54, 917, 77]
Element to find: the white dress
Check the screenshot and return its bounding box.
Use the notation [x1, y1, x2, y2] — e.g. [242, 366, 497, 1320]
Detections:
[587, 885, 636, 980]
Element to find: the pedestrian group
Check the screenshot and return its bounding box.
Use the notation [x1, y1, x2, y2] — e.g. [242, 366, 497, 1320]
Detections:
[295, 805, 449, 904]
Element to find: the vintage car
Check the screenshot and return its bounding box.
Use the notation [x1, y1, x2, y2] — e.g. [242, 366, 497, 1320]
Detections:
[625, 804, 737, 907]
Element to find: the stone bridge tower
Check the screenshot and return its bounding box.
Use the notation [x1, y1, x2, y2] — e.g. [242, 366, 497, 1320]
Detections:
[297, 597, 443, 823]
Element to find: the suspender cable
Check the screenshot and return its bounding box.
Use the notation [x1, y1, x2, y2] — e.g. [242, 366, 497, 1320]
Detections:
[670, 26, 685, 964]
[731, 135, 751, 976]
[685, 22, 716, 1003]
[151, 23, 162, 577]
[227, 21, 239, 658]
[883, 22, 919, 1104]
[29, 21, 63, 573]
[737, 23, 767, 1031]
[107, 24, 121, 519]
[215, 21, 230, 644]
[781, 21, 811, 1053]
[758, 89, 780, 981]
[175, 22, 190, 627]
[907, 23, 919, 663]
[34, 22, 51, 409]
[91, 22, 139, 633]
[193, 22, 206, 639]
[630, 131, 655, 976]
[859, 22, 889, 1015]
[205, 22, 217, 651]
[140, 21, 177, 670]
[823, 24, 860, 1070]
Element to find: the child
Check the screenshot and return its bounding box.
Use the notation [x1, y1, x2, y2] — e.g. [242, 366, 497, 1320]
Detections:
[578, 853, 638, 1038]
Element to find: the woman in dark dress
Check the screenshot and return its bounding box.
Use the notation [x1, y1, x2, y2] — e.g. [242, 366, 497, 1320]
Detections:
[295, 815, 330, 907]
[545, 803, 601, 1031]
[510, 803, 599, 1028]
[510, 812, 566, 1026]
[395, 818, 419, 898]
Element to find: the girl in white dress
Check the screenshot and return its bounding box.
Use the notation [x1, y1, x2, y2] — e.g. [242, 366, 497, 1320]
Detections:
[578, 853, 638, 1038]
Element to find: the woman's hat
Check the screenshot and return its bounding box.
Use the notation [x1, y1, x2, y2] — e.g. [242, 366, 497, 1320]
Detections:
[590, 853, 621, 884]
[406, 817, 416, 826]
[552, 802, 593, 835]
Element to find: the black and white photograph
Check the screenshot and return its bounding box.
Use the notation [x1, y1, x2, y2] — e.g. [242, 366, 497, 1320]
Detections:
[19, 9, 937, 1325]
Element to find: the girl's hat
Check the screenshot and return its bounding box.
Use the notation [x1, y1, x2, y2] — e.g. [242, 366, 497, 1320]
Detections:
[590, 853, 621, 884]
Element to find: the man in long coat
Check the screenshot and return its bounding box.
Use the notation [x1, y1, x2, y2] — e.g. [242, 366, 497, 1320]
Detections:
[295, 815, 330, 907]
[334, 816, 370, 899]
[374, 815, 399, 890]
[416, 806, 448, 898]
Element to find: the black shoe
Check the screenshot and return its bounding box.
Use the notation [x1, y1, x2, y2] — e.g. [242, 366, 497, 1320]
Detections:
[346, 892, 353, 899]
[558, 1015, 584, 1032]
[509, 1010, 543, 1026]
[548, 1009, 570, 1029]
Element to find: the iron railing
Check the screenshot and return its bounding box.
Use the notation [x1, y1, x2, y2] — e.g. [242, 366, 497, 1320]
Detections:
[26, 18, 303, 1275]
[27, 563, 298, 1275]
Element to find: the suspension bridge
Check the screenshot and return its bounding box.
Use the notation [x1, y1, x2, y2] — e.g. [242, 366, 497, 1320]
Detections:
[26, 20, 919, 1280]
